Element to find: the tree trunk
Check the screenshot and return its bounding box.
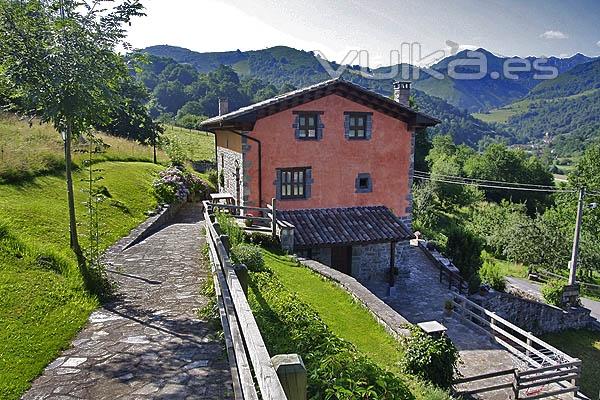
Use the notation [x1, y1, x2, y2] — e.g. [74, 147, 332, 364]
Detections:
[152, 134, 157, 164]
[64, 123, 86, 269]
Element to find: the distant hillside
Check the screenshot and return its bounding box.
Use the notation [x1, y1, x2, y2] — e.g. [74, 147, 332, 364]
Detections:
[138, 46, 508, 147]
[413, 49, 594, 112]
[474, 58, 600, 154]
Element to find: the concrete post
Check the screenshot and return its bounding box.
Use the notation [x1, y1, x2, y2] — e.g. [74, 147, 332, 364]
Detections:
[271, 354, 307, 400]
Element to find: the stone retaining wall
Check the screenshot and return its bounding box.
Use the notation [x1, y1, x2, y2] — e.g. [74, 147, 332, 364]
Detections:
[475, 289, 595, 335]
[298, 257, 411, 338]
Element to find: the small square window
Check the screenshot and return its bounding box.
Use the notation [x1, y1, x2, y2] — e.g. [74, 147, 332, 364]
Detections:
[358, 177, 369, 189]
[355, 173, 372, 193]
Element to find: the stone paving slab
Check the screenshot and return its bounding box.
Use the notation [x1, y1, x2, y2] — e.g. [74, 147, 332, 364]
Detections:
[24, 203, 233, 400]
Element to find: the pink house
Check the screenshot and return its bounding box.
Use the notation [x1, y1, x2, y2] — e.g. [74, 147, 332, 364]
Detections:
[200, 79, 439, 284]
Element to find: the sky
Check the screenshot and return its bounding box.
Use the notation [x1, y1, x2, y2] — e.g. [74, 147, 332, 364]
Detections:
[126, 0, 600, 67]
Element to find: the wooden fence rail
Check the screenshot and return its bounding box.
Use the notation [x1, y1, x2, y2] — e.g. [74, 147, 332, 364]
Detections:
[203, 203, 304, 400]
[451, 294, 582, 399]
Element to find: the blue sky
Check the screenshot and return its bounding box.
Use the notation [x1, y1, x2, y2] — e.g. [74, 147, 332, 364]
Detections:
[127, 0, 600, 66]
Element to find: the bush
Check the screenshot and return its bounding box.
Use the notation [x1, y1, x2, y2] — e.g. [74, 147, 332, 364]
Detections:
[215, 212, 245, 248]
[245, 231, 280, 248]
[152, 166, 210, 204]
[152, 166, 189, 204]
[479, 260, 506, 291]
[400, 326, 460, 389]
[230, 243, 265, 272]
[206, 168, 218, 189]
[541, 279, 566, 307]
[445, 225, 483, 293]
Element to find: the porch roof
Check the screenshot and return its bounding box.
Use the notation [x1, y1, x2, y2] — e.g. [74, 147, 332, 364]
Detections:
[277, 206, 412, 248]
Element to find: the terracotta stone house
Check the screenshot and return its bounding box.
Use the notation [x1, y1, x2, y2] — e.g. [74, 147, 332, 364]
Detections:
[200, 78, 439, 285]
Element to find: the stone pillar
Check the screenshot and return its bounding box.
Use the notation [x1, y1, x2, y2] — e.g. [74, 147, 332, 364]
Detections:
[279, 226, 295, 253]
[271, 354, 307, 400]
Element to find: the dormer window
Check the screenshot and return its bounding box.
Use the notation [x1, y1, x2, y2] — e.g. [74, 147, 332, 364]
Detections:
[293, 111, 323, 140]
[344, 112, 372, 140]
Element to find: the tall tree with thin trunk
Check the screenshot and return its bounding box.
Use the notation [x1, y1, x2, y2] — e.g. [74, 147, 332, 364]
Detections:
[0, 0, 144, 282]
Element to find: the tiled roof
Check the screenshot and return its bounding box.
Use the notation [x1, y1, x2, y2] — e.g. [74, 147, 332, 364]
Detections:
[199, 77, 439, 130]
[278, 206, 412, 248]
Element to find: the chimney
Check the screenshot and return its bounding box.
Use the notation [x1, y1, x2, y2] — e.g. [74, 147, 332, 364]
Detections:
[393, 81, 411, 107]
[218, 98, 229, 116]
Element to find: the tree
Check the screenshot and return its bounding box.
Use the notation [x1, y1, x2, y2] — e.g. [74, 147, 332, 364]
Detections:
[0, 0, 144, 278]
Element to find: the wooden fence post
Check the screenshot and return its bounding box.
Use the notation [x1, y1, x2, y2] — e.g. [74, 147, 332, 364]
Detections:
[271, 198, 277, 238]
[512, 369, 520, 400]
[220, 234, 230, 254]
[233, 263, 249, 296]
[271, 354, 307, 400]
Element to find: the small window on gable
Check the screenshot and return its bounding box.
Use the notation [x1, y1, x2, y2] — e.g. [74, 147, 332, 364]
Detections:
[293, 112, 323, 140]
[355, 173, 372, 193]
[345, 112, 372, 140]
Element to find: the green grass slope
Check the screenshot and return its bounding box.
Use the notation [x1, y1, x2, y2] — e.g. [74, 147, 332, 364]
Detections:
[0, 114, 169, 398]
[0, 161, 162, 399]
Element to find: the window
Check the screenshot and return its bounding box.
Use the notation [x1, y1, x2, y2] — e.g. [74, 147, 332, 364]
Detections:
[355, 173, 372, 193]
[293, 112, 323, 140]
[345, 112, 372, 140]
[276, 167, 312, 200]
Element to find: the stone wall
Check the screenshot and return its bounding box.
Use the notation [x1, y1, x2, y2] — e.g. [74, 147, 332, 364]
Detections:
[310, 246, 331, 266]
[476, 290, 595, 335]
[351, 241, 412, 287]
[217, 146, 242, 203]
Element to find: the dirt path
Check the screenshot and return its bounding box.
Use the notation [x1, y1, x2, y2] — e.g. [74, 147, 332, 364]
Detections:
[24, 203, 232, 399]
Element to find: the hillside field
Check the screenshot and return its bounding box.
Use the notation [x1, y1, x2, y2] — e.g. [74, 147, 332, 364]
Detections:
[0, 115, 216, 399]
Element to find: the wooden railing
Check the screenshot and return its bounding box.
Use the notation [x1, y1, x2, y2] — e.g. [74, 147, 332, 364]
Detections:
[417, 241, 469, 294]
[534, 268, 600, 298]
[203, 203, 304, 400]
[451, 294, 582, 399]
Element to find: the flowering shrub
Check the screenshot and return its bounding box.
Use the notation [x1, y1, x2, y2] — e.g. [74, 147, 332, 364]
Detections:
[152, 167, 210, 204]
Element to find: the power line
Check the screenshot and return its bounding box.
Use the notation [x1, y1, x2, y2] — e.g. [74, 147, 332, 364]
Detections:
[414, 170, 559, 189]
[414, 174, 577, 193]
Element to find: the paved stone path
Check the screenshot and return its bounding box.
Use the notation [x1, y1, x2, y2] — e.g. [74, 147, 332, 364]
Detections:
[367, 246, 517, 399]
[24, 203, 233, 400]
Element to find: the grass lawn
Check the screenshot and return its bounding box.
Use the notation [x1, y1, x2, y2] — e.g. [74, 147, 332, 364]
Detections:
[259, 248, 451, 399]
[262, 250, 402, 372]
[0, 161, 162, 254]
[542, 330, 600, 398]
[163, 125, 215, 163]
[0, 160, 162, 399]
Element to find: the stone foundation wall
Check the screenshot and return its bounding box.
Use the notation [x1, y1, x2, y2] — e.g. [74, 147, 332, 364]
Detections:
[476, 290, 595, 335]
[352, 241, 411, 286]
[310, 247, 331, 266]
[217, 146, 242, 203]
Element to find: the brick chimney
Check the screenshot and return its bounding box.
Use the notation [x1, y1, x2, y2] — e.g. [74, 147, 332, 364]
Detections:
[218, 98, 229, 116]
[393, 81, 411, 107]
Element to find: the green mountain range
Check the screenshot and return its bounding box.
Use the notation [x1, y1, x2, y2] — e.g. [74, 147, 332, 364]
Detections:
[140, 45, 599, 153]
[476, 58, 600, 154]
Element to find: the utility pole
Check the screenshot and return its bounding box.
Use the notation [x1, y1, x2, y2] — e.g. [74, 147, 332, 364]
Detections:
[568, 187, 586, 285]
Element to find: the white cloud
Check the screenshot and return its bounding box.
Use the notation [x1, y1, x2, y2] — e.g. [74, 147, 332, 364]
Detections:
[539, 30, 568, 40]
[597, 40, 600, 47]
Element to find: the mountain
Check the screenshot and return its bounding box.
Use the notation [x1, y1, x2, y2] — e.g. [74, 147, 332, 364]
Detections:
[139, 45, 508, 147]
[143, 45, 331, 88]
[412, 49, 595, 112]
[475, 58, 600, 155]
